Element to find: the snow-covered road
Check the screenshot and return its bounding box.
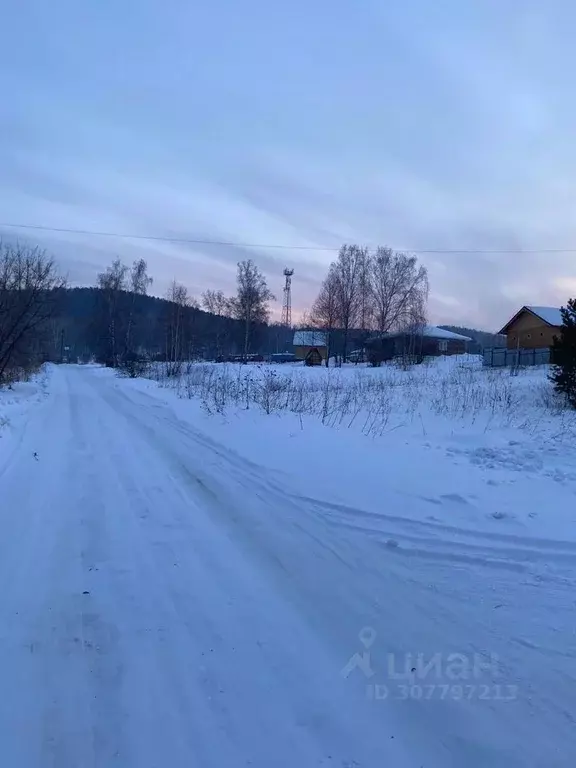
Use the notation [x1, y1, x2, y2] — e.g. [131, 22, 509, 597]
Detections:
[1, 365, 575, 767]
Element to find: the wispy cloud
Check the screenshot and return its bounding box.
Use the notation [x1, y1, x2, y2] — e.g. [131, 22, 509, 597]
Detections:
[2, 0, 576, 330]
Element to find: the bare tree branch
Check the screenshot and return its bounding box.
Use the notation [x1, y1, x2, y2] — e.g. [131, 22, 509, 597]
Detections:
[0, 242, 66, 383]
[229, 261, 274, 359]
[332, 244, 366, 361]
[310, 265, 339, 365]
[371, 247, 429, 333]
[125, 259, 153, 354]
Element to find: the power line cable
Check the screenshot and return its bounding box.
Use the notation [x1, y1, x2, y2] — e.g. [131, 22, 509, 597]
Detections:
[0, 222, 334, 251]
[0, 221, 574, 254]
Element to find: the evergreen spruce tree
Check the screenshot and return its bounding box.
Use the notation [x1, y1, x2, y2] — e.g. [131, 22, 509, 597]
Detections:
[550, 299, 576, 407]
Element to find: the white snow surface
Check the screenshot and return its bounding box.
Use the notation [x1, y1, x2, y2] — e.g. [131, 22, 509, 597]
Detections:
[1, 363, 576, 767]
[421, 325, 473, 341]
[527, 306, 563, 326]
[370, 326, 472, 341]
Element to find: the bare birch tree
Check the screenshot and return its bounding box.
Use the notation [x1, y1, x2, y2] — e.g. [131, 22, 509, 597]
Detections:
[357, 246, 373, 333]
[310, 265, 339, 366]
[229, 260, 274, 359]
[125, 258, 153, 355]
[97, 257, 128, 366]
[333, 244, 365, 361]
[371, 247, 429, 333]
[202, 289, 232, 359]
[201, 289, 228, 316]
[165, 280, 190, 375]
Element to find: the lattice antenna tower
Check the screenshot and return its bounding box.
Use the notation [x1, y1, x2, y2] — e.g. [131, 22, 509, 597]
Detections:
[281, 267, 294, 327]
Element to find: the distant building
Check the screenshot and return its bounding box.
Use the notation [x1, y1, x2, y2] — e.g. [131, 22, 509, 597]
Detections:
[498, 306, 563, 350]
[365, 325, 472, 363]
[293, 330, 327, 365]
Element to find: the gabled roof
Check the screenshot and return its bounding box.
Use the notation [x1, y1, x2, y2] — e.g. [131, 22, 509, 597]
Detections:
[498, 305, 563, 335]
[366, 325, 472, 343]
[526, 306, 564, 326]
[421, 325, 472, 342]
[293, 330, 327, 347]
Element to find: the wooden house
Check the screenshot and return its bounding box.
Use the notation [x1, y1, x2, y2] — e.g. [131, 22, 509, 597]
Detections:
[498, 306, 563, 350]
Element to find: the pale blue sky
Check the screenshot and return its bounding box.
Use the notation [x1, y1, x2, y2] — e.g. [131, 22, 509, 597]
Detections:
[2, 0, 576, 330]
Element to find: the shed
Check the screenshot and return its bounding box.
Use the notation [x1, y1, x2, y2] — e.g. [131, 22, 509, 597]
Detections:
[304, 348, 323, 366]
[293, 330, 328, 363]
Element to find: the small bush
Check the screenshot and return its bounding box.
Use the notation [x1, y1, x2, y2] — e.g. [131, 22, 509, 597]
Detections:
[117, 352, 149, 379]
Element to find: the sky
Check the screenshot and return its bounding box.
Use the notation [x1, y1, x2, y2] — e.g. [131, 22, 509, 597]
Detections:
[2, 0, 576, 331]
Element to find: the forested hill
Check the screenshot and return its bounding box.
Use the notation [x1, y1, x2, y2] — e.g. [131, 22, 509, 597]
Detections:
[438, 325, 506, 353]
[52, 287, 293, 362]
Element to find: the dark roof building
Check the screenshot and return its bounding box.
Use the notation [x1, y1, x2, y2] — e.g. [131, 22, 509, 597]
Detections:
[366, 325, 471, 363]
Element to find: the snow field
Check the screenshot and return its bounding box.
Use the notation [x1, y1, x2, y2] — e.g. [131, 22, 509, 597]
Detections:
[1, 363, 576, 766]
[121, 357, 576, 544]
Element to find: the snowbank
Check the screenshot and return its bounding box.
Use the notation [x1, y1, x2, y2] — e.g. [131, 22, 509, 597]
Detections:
[0, 371, 49, 468]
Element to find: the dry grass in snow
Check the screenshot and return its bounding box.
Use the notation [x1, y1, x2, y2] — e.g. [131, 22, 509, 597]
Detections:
[145, 356, 575, 442]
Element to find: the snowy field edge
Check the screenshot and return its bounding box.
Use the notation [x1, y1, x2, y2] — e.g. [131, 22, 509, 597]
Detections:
[107, 358, 576, 544]
[0, 367, 51, 469]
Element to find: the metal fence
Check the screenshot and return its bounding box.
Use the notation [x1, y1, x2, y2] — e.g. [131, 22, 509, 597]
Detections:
[483, 346, 551, 368]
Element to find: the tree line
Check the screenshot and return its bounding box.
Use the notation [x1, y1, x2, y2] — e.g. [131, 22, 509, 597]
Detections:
[0, 242, 280, 383]
[309, 244, 429, 362]
[3, 238, 576, 411]
[1, 239, 433, 381]
[92, 256, 276, 373]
